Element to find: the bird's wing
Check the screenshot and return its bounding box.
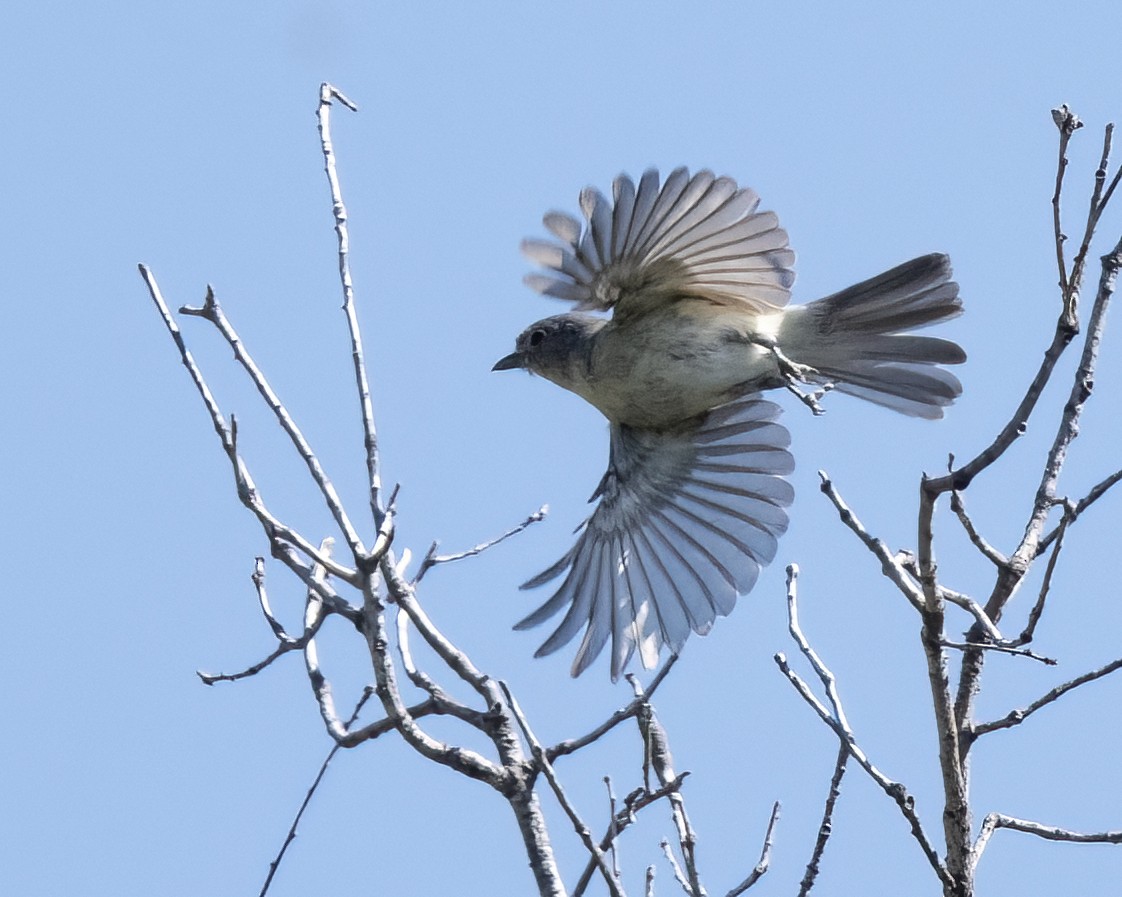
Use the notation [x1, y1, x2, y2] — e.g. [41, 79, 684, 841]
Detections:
[521, 168, 795, 319]
[515, 395, 794, 680]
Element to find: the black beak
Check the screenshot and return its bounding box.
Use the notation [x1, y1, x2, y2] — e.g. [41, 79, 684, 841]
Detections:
[492, 351, 524, 372]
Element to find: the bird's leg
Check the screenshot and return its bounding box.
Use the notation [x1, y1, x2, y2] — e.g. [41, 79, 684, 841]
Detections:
[782, 375, 834, 416]
[747, 332, 833, 416]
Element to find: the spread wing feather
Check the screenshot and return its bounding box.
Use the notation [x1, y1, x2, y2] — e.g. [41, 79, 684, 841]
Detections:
[514, 395, 794, 679]
[522, 168, 796, 316]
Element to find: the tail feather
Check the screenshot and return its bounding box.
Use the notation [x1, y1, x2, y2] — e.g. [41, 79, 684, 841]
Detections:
[779, 254, 965, 418]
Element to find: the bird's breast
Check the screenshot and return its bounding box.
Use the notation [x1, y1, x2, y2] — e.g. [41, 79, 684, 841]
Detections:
[578, 305, 783, 429]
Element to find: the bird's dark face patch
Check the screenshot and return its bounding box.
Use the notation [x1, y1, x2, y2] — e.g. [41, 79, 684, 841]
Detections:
[494, 314, 604, 389]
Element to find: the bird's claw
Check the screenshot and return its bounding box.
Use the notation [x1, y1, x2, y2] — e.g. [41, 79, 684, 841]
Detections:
[767, 345, 832, 415]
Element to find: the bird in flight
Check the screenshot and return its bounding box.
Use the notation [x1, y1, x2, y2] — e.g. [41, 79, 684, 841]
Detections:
[494, 168, 964, 680]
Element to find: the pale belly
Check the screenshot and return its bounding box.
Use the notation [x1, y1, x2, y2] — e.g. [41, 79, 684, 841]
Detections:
[578, 307, 784, 429]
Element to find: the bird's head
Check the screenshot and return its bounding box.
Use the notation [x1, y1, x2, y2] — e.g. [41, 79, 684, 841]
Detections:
[492, 313, 605, 392]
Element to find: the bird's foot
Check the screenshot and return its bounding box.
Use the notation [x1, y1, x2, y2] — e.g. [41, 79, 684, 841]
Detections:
[767, 345, 832, 415]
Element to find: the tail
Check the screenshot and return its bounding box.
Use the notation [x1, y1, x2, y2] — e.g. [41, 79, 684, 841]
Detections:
[777, 253, 965, 418]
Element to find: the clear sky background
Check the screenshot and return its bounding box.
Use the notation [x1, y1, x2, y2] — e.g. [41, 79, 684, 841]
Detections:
[3, 3, 1122, 895]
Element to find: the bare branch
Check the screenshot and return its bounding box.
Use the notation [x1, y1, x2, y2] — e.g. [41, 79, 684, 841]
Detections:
[797, 747, 846, 897]
[604, 778, 621, 879]
[252, 555, 289, 639]
[725, 801, 780, 897]
[316, 83, 384, 529]
[259, 686, 375, 896]
[972, 812, 1122, 871]
[268, 541, 361, 625]
[936, 586, 1004, 642]
[968, 655, 1122, 740]
[180, 287, 368, 558]
[304, 539, 349, 741]
[548, 656, 678, 760]
[368, 483, 399, 565]
[571, 774, 692, 897]
[196, 556, 335, 684]
[499, 682, 625, 897]
[661, 838, 693, 896]
[817, 472, 925, 611]
[1011, 504, 1072, 646]
[915, 480, 973, 887]
[950, 491, 1008, 567]
[1069, 122, 1119, 322]
[923, 110, 1117, 498]
[337, 697, 445, 746]
[1011, 238, 1122, 578]
[1037, 467, 1122, 553]
[627, 674, 703, 897]
[359, 573, 505, 785]
[777, 573, 953, 888]
[784, 565, 849, 727]
[392, 603, 490, 734]
[413, 505, 549, 585]
[382, 555, 498, 701]
[775, 651, 950, 887]
[954, 234, 1122, 759]
[140, 267, 359, 586]
[1051, 104, 1082, 313]
[938, 640, 1055, 665]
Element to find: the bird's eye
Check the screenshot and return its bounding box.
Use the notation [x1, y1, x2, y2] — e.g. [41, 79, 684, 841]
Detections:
[528, 328, 546, 347]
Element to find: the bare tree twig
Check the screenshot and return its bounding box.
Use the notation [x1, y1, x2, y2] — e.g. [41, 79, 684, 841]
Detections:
[499, 682, 625, 897]
[1069, 121, 1120, 322]
[197, 557, 331, 684]
[180, 288, 368, 558]
[627, 675, 704, 897]
[267, 541, 362, 625]
[548, 657, 678, 760]
[1051, 104, 1082, 313]
[316, 83, 385, 533]
[304, 538, 348, 741]
[571, 774, 692, 897]
[389, 601, 493, 736]
[797, 747, 846, 897]
[954, 234, 1122, 747]
[968, 656, 1122, 740]
[950, 491, 1008, 566]
[605, 778, 621, 878]
[252, 555, 289, 640]
[778, 572, 955, 888]
[817, 472, 924, 611]
[926, 113, 1094, 494]
[938, 640, 1055, 665]
[413, 506, 549, 584]
[140, 267, 360, 591]
[775, 651, 951, 887]
[661, 838, 693, 896]
[784, 565, 849, 727]
[1037, 467, 1122, 553]
[382, 556, 499, 700]
[259, 686, 375, 897]
[725, 801, 780, 897]
[916, 478, 972, 890]
[936, 586, 1004, 642]
[361, 582, 505, 784]
[972, 812, 1122, 871]
[1010, 504, 1072, 647]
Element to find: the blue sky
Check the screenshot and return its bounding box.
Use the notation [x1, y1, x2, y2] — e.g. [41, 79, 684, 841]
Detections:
[4, 2, 1122, 895]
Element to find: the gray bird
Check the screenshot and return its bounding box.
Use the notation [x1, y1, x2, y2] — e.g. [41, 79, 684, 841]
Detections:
[494, 168, 964, 680]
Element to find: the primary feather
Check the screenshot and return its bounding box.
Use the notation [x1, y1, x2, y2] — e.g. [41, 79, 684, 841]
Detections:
[515, 396, 794, 680]
[523, 167, 796, 315]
